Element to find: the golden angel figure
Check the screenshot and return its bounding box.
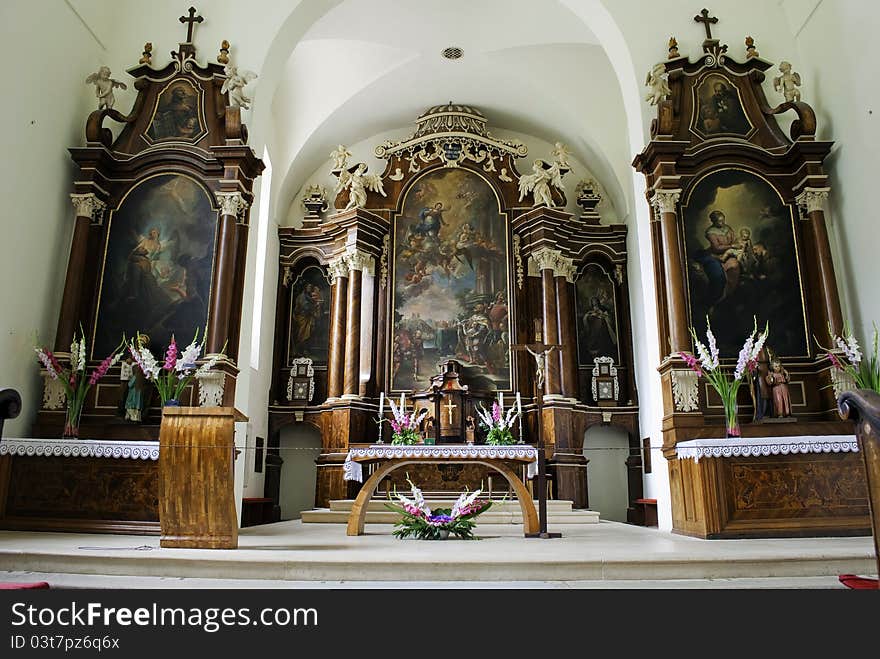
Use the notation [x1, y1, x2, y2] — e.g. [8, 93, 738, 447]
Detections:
[335, 162, 386, 211]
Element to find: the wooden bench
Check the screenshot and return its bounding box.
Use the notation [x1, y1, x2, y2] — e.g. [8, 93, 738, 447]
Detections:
[634, 498, 658, 527]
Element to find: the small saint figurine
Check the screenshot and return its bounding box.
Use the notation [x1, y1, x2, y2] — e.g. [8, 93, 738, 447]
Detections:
[645, 62, 671, 106]
[117, 334, 153, 423]
[85, 66, 128, 111]
[773, 61, 802, 103]
[765, 359, 792, 418]
[221, 64, 258, 109]
[465, 415, 476, 445]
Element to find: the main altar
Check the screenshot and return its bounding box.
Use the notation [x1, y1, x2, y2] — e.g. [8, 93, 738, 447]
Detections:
[268, 102, 643, 518]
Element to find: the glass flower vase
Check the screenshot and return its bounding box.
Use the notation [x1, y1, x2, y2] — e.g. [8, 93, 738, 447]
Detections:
[724, 402, 740, 438]
[62, 401, 83, 439]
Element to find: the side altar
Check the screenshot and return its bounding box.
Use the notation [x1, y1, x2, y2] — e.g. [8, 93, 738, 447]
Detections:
[633, 13, 868, 537]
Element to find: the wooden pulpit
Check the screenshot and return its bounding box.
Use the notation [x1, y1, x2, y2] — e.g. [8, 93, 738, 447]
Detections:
[158, 406, 246, 549]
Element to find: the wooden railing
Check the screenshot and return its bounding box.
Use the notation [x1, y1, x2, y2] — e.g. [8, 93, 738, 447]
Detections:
[838, 389, 880, 581]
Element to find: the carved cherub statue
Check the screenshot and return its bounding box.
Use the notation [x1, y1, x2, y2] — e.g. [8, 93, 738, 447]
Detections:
[329, 144, 352, 172]
[335, 162, 386, 211]
[85, 66, 128, 111]
[518, 159, 565, 208]
[645, 62, 671, 106]
[221, 64, 258, 109]
[773, 61, 802, 103]
[551, 142, 573, 171]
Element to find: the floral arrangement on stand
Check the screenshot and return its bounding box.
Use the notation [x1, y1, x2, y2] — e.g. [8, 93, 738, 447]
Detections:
[127, 329, 223, 407]
[385, 477, 493, 540]
[475, 393, 521, 445]
[680, 317, 768, 438]
[34, 329, 125, 438]
[385, 393, 427, 445]
[823, 323, 880, 394]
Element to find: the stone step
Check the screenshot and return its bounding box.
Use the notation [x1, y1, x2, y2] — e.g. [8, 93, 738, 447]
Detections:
[327, 498, 575, 513]
[300, 509, 600, 525]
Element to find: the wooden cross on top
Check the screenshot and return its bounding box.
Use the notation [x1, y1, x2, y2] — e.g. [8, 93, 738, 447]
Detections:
[694, 8, 718, 41]
[179, 6, 203, 43]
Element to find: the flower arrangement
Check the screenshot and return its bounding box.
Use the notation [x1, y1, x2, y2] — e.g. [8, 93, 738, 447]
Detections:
[127, 328, 222, 406]
[680, 317, 768, 437]
[385, 393, 427, 445]
[384, 477, 492, 540]
[34, 329, 125, 438]
[475, 394, 521, 445]
[822, 323, 880, 394]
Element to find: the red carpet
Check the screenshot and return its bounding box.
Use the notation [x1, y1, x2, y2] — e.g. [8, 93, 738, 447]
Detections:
[0, 581, 50, 589]
[838, 574, 879, 590]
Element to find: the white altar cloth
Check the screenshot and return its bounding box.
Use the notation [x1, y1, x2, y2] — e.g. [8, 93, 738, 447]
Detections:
[0, 437, 159, 460]
[343, 444, 539, 482]
[675, 434, 859, 463]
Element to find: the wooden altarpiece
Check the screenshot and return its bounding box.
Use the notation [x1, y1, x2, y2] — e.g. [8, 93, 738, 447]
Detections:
[268, 103, 644, 521]
[632, 13, 870, 537]
[0, 13, 263, 534]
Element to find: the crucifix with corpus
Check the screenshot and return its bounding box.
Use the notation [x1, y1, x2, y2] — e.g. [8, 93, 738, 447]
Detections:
[510, 319, 563, 539]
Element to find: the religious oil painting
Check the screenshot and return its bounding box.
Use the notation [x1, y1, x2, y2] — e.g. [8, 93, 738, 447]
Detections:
[683, 169, 807, 358]
[288, 265, 330, 364]
[575, 264, 619, 366]
[146, 79, 205, 142]
[94, 174, 216, 358]
[391, 168, 510, 392]
[693, 73, 752, 137]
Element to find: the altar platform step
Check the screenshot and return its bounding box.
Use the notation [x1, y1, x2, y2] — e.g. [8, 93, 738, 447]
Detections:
[0, 521, 874, 585]
[301, 499, 600, 525]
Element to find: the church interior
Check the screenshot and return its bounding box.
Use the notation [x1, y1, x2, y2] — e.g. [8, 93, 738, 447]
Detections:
[0, 0, 878, 588]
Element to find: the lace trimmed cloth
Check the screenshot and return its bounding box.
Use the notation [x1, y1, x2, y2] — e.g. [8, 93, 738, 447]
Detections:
[343, 444, 539, 482]
[675, 435, 858, 463]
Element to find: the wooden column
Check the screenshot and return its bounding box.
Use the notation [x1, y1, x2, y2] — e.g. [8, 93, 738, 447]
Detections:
[555, 270, 578, 399]
[341, 248, 374, 399]
[797, 188, 843, 340]
[532, 248, 562, 397]
[326, 258, 349, 400]
[207, 192, 248, 355]
[55, 194, 105, 353]
[651, 189, 689, 355]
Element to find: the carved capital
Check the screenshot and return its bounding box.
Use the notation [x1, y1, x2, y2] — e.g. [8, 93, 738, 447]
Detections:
[671, 369, 700, 412]
[216, 191, 249, 223]
[650, 189, 681, 216]
[70, 193, 106, 225]
[796, 188, 830, 217]
[195, 369, 226, 407]
[556, 255, 577, 283]
[529, 246, 563, 274]
[344, 247, 375, 275]
[327, 255, 349, 281]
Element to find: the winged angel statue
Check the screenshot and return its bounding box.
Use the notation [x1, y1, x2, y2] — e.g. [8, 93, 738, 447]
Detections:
[221, 64, 258, 109]
[518, 159, 566, 208]
[85, 67, 127, 111]
[335, 162, 386, 211]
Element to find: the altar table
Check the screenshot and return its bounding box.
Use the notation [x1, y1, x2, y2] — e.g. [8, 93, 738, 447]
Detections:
[343, 444, 539, 536]
[669, 435, 870, 539]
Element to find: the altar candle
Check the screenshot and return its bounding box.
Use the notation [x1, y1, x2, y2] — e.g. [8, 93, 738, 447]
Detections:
[400, 392, 405, 411]
[498, 391, 504, 409]
[378, 392, 384, 417]
[516, 392, 522, 416]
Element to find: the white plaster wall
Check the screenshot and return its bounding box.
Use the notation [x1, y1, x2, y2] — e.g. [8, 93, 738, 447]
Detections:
[781, 0, 880, 344]
[0, 1, 107, 437]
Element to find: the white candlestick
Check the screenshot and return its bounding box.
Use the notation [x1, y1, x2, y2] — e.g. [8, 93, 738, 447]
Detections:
[498, 391, 503, 409]
[378, 392, 384, 417]
[400, 392, 405, 411]
[516, 391, 523, 441]
[516, 392, 522, 415]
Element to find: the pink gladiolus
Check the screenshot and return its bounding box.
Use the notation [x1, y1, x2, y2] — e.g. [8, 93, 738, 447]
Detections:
[89, 353, 114, 386]
[164, 337, 178, 370]
[492, 402, 501, 423]
[827, 351, 843, 370]
[679, 351, 703, 376]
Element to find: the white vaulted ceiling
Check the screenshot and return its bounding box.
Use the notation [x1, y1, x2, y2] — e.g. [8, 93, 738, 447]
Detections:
[269, 0, 632, 222]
